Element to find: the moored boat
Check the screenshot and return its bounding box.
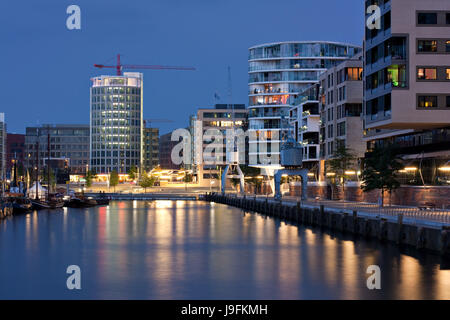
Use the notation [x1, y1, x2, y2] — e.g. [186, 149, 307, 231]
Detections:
[64, 193, 97, 208]
[4, 194, 33, 214]
[31, 193, 65, 210]
[95, 194, 110, 206]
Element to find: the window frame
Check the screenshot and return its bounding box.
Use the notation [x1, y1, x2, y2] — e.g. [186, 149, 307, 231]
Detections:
[417, 39, 438, 53]
[417, 95, 438, 109]
[417, 67, 437, 80]
[417, 12, 438, 25]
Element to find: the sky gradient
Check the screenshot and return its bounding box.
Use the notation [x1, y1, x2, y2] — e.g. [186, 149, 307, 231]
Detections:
[1, 0, 364, 134]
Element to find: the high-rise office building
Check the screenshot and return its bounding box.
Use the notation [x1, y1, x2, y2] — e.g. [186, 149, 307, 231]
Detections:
[248, 41, 361, 170]
[363, 0, 450, 185]
[90, 72, 143, 174]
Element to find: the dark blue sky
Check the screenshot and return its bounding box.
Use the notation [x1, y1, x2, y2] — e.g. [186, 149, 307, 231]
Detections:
[1, 0, 364, 134]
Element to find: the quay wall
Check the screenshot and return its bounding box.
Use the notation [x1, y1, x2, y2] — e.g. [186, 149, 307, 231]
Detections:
[203, 194, 450, 257]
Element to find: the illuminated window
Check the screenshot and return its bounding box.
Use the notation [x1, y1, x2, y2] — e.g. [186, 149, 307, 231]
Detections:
[387, 65, 407, 87]
[447, 69, 450, 80]
[418, 96, 438, 108]
[417, 68, 437, 80]
[346, 68, 362, 81]
[418, 40, 437, 53]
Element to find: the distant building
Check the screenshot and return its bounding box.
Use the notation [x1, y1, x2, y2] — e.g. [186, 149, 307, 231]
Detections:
[90, 72, 143, 174]
[159, 131, 180, 170]
[363, 0, 450, 185]
[24, 125, 90, 182]
[0, 113, 6, 181]
[6, 133, 25, 174]
[143, 122, 159, 171]
[190, 104, 248, 186]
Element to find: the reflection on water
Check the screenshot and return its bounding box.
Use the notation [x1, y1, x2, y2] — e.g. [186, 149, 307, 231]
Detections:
[0, 201, 449, 299]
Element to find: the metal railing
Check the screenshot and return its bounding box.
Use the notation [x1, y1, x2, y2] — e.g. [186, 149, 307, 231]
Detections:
[219, 193, 450, 226]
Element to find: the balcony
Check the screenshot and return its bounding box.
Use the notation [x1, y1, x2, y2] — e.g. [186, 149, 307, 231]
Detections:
[249, 109, 289, 119]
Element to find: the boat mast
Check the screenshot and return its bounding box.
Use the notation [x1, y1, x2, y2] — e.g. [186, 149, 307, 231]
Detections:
[47, 128, 50, 199]
[35, 128, 39, 200]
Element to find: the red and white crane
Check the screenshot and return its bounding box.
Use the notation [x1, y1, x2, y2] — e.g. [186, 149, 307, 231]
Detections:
[94, 54, 195, 76]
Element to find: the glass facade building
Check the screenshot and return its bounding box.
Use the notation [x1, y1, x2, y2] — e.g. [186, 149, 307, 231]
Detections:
[248, 41, 361, 167]
[24, 124, 90, 183]
[90, 72, 143, 174]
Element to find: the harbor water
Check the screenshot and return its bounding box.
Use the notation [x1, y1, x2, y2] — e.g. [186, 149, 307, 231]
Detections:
[0, 200, 449, 299]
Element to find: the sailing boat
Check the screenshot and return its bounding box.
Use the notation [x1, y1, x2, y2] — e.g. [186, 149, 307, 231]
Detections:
[29, 128, 64, 210]
[4, 158, 32, 214]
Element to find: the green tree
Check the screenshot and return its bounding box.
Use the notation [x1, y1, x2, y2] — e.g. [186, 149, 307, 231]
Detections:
[230, 178, 240, 192]
[127, 165, 137, 181]
[240, 165, 261, 194]
[109, 170, 119, 192]
[85, 169, 97, 188]
[361, 145, 403, 207]
[139, 174, 156, 193]
[248, 176, 263, 195]
[327, 145, 357, 200]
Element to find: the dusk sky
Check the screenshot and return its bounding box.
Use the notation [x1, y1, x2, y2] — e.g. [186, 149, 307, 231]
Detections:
[1, 0, 364, 134]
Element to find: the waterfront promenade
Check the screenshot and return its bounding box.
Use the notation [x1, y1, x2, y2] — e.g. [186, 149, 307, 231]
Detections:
[84, 189, 450, 227]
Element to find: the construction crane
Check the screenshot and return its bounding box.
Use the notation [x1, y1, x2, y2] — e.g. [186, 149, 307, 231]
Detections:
[94, 54, 195, 76]
[144, 119, 174, 128]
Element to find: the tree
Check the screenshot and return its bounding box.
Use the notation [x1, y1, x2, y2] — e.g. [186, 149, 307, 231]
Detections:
[183, 172, 193, 191]
[139, 174, 156, 193]
[42, 167, 56, 192]
[109, 170, 119, 192]
[127, 165, 137, 181]
[327, 145, 357, 200]
[230, 178, 240, 192]
[248, 176, 263, 195]
[85, 169, 97, 188]
[361, 145, 403, 207]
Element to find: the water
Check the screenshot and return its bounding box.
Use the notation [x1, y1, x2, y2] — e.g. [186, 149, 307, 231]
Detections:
[0, 200, 449, 299]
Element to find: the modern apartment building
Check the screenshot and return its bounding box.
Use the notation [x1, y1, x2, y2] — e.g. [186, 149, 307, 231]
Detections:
[191, 104, 248, 186]
[24, 124, 90, 178]
[363, 0, 450, 184]
[289, 84, 321, 168]
[0, 114, 6, 181]
[319, 54, 365, 178]
[90, 72, 143, 174]
[248, 41, 362, 170]
[143, 123, 159, 171]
